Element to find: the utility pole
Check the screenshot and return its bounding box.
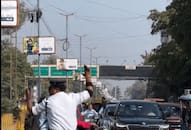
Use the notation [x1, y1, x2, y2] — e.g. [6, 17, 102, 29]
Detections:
[59, 12, 74, 88]
[94, 56, 101, 65]
[75, 34, 86, 92]
[37, 0, 42, 101]
[86, 47, 96, 66]
[59, 13, 74, 58]
[74, 34, 86, 66]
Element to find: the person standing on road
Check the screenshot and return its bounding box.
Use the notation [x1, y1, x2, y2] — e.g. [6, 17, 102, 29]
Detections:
[26, 65, 94, 130]
[98, 97, 107, 114]
[38, 86, 55, 130]
[182, 101, 191, 130]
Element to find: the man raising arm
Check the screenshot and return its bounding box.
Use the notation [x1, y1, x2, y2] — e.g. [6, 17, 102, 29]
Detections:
[26, 65, 94, 130]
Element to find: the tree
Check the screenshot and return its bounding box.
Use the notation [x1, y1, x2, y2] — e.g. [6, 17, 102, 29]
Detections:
[147, 0, 191, 98]
[1, 45, 33, 114]
[1, 1, 31, 115]
[124, 81, 147, 99]
[111, 86, 121, 100]
[41, 54, 57, 64]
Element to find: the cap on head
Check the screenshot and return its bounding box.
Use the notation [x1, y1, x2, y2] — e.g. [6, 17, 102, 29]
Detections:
[49, 80, 66, 91]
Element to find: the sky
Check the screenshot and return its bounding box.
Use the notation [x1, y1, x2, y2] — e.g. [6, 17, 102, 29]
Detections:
[17, 0, 172, 96]
[18, 0, 172, 65]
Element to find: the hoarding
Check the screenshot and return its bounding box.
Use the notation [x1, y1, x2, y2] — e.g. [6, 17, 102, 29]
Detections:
[23, 37, 39, 55]
[56, 58, 78, 70]
[1, 0, 18, 27]
[23, 36, 55, 55]
[39, 37, 55, 54]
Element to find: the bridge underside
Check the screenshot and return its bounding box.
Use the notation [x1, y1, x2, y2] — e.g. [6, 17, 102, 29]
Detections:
[99, 65, 156, 80]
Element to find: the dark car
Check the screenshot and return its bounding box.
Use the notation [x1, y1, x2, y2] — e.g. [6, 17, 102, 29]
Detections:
[99, 103, 117, 130]
[158, 102, 182, 130]
[109, 100, 169, 130]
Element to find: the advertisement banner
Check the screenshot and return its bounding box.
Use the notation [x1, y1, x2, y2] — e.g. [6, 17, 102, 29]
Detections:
[57, 58, 78, 70]
[1, 0, 18, 27]
[23, 37, 39, 55]
[39, 37, 55, 54]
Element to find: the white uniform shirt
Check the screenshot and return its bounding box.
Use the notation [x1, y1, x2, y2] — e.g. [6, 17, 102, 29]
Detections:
[32, 90, 90, 130]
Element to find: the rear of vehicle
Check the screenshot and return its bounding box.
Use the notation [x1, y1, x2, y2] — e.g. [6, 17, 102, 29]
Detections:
[110, 100, 169, 130]
[158, 103, 182, 130]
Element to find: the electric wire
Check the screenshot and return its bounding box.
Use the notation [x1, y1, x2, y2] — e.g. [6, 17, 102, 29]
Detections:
[81, 0, 147, 17]
[41, 17, 55, 36]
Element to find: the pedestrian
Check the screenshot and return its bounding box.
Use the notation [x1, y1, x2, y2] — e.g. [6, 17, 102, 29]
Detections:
[98, 97, 107, 114]
[38, 86, 55, 130]
[82, 103, 98, 119]
[26, 65, 94, 130]
[181, 101, 191, 130]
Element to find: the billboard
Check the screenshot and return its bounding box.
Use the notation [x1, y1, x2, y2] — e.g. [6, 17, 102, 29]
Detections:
[23, 37, 39, 55]
[56, 58, 78, 70]
[39, 37, 55, 54]
[1, 0, 18, 27]
[23, 36, 55, 55]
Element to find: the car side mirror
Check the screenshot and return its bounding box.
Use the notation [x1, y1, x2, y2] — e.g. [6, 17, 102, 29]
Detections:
[108, 111, 114, 116]
[163, 111, 171, 118]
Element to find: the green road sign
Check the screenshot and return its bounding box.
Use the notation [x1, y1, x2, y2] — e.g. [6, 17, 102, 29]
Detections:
[50, 67, 73, 77]
[32, 66, 49, 77]
[31, 65, 98, 78]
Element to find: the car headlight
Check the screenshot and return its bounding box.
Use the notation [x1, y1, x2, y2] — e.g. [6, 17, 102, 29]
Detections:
[159, 124, 169, 130]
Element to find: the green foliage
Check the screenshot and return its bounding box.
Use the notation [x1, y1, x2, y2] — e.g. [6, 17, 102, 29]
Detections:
[167, 0, 191, 56]
[41, 54, 57, 64]
[1, 45, 33, 114]
[111, 86, 121, 100]
[147, 0, 191, 98]
[125, 81, 147, 99]
[1, 97, 15, 113]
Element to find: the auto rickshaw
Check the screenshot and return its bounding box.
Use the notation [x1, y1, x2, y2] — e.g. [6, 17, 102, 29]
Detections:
[179, 94, 191, 130]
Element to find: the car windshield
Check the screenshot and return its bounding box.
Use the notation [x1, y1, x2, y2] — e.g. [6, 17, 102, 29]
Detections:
[159, 104, 181, 116]
[116, 102, 162, 118]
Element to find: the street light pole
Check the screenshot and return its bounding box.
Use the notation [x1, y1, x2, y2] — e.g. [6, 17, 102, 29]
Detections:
[86, 47, 96, 66]
[94, 56, 101, 65]
[37, 0, 41, 101]
[59, 13, 74, 58]
[59, 12, 74, 88]
[75, 34, 86, 92]
[74, 34, 86, 66]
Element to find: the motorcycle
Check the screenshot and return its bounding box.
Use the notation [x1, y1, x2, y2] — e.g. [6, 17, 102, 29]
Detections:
[77, 108, 100, 130]
[83, 114, 100, 130]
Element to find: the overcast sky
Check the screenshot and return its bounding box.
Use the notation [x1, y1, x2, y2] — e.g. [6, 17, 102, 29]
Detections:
[18, 0, 171, 65]
[17, 0, 172, 95]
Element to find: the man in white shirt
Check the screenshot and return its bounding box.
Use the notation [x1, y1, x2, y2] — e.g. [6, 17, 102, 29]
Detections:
[26, 65, 93, 130]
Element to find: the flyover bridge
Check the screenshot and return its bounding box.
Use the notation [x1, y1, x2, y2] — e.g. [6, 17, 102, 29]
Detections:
[30, 64, 156, 80]
[99, 65, 156, 80]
